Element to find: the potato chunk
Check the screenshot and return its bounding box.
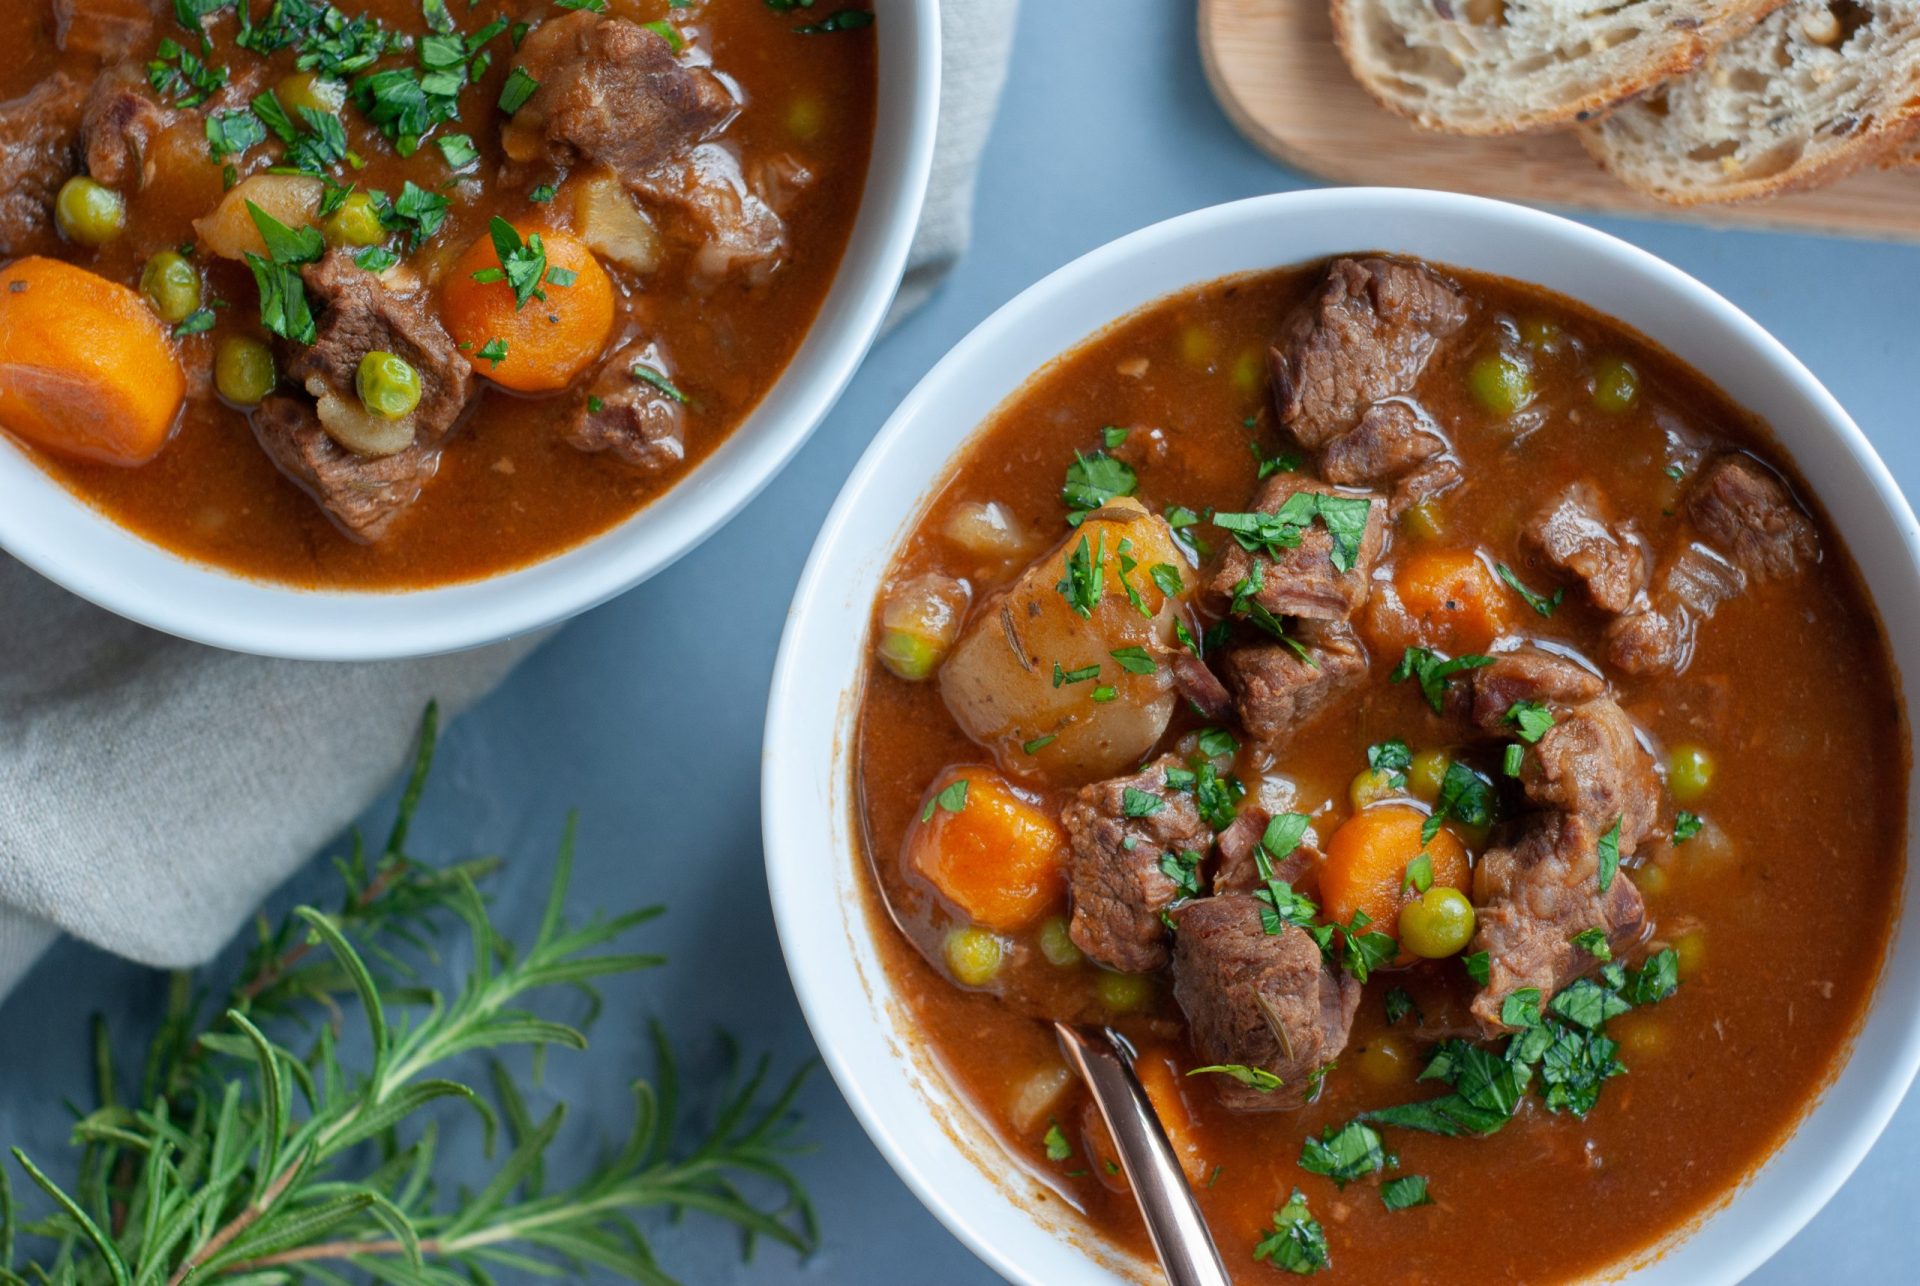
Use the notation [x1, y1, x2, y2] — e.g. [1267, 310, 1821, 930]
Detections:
[939, 499, 1192, 784]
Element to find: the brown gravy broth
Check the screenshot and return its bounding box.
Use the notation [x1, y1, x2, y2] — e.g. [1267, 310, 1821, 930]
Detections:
[854, 262, 1905, 1282]
[4, 0, 874, 587]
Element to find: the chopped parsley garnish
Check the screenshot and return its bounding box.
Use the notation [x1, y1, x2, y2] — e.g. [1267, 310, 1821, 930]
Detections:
[1463, 950, 1490, 987]
[1091, 685, 1118, 704]
[1391, 647, 1494, 714]
[1502, 743, 1525, 778]
[470, 217, 558, 310]
[436, 132, 480, 170]
[1102, 425, 1129, 448]
[1061, 450, 1137, 524]
[1158, 849, 1204, 900]
[1055, 532, 1104, 618]
[1384, 987, 1415, 1026]
[353, 245, 399, 273]
[1042, 1120, 1071, 1162]
[206, 108, 266, 160]
[1020, 735, 1056, 755]
[1665, 463, 1686, 481]
[556, 0, 609, 11]
[1164, 504, 1212, 557]
[1051, 662, 1099, 687]
[585, 395, 605, 415]
[498, 66, 541, 115]
[1367, 738, 1412, 785]
[631, 363, 688, 403]
[1121, 787, 1165, 819]
[1380, 1175, 1432, 1211]
[1252, 442, 1303, 479]
[1188, 1063, 1283, 1093]
[1196, 727, 1238, 759]
[1499, 987, 1543, 1028]
[1108, 646, 1155, 675]
[1627, 948, 1680, 1004]
[1298, 1120, 1387, 1186]
[529, 182, 557, 203]
[1672, 811, 1703, 844]
[1596, 815, 1623, 892]
[1113, 540, 1151, 618]
[148, 37, 228, 109]
[475, 337, 508, 365]
[172, 308, 217, 337]
[1571, 927, 1612, 960]
[240, 201, 323, 345]
[1254, 1189, 1329, 1275]
[1495, 563, 1564, 617]
[1149, 562, 1183, 597]
[1401, 852, 1433, 895]
[1214, 490, 1373, 574]
[1189, 761, 1242, 831]
[919, 778, 969, 823]
[376, 181, 451, 250]
[795, 8, 876, 34]
[1505, 699, 1555, 743]
[1335, 910, 1399, 984]
[1421, 761, 1494, 844]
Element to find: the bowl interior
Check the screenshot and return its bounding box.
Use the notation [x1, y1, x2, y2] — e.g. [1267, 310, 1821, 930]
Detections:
[0, 2, 940, 661]
[764, 189, 1920, 1286]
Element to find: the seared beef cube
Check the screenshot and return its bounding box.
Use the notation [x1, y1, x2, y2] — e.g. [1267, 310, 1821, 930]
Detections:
[1169, 651, 1234, 722]
[1388, 455, 1462, 519]
[1171, 893, 1362, 1110]
[630, 146, 807, 283]
[81, 68, 171, 191]
[1213, 807, 1320, 894]
[1688, 454, 1816, 581]
[1270, 257, 1468, 448]
[1449, 647, 1605, 733]
[1469, 813, 1646, 1034]
[509, 13, 734, 180]
[0, 74, 85, 254]
[1522, 697, 1659, 849]
[1523, 480, 1648, 613]
[1219, 620, 1368, 746]
[54, 0, 156, 58]
[1207, 473, 1385, 621]
[567, 344, 686, 471]
[252, 396, 443, 542]
[1604, 543, 1746, 676]
[1319, 400, 1446, 486]
[292, 251, 474, 449]
[1062, 755, 1214, 972]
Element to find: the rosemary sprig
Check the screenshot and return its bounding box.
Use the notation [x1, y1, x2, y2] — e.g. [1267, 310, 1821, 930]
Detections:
[1, 708, 815, 1286]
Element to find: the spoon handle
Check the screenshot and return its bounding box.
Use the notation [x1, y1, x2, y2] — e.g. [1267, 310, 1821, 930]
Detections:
[1054, 1023, 1231, 1286]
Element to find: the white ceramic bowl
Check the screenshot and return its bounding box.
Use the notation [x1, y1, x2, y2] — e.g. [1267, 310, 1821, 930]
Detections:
[764, 189, 1920, 1285]
[0, 5, 940, 660]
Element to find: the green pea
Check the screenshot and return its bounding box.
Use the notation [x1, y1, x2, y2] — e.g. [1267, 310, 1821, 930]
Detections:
[323, 191, 385, 248]
[54, 176, 126, 248]
[1094, 969, 1151, 1013]
[1467, 351, 1534, 417]
[1397, 887, 1476, 959]
[877, 627, 944, 681]
[355, 350, 422, 420]
[944, 926, 1005, 987]
[276, 71, 347, 115]
[1667, 743, 1715, 803]
[214, 337, 276, 406]
[1592, 356, 1640, 412]
[1406, 749, 1449, 804]
[1036, 916, 1082, 968]
[139, 251, 202, 324]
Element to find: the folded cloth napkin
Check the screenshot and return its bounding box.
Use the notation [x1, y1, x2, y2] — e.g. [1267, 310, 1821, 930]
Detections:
[0, 0, 1015, 1002]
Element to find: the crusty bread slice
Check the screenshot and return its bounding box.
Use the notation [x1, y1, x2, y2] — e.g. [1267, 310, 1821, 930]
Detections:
[1331, 0, 1785, 135]
[1583, 2, 1920, 203]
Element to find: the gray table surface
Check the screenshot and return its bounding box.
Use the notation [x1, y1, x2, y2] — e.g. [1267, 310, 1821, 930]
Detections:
[6, 1, 1920, 1281]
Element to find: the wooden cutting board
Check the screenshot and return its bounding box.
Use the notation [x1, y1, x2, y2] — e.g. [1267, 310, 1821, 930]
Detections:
[1199, 0, 1920, 239]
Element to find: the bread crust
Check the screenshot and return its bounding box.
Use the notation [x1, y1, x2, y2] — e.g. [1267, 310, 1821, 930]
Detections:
[1330, 0, 1788, 136]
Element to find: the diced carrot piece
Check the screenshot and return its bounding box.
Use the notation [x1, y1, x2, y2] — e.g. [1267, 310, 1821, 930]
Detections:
[1394, 547, 1512, 652]
[1136, 1052, 1209, 1186]
[0, 257, 185, 466]
[1319, 804, 1470, 948]
[440, 222, 614, 392]
[907, 767, 1067, 930]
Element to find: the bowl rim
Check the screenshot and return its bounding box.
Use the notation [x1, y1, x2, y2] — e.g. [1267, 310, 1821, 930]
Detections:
[763, 187, 1920, 1285]
[0, 2, 941, 661]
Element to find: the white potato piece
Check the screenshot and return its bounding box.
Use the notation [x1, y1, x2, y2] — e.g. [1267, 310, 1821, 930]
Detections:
[574, 172, 661, 275]
[193, 174, 325, 260]
[940, 498, 1192, 784]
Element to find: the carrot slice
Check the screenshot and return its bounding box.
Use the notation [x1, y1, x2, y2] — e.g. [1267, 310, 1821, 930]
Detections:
[907, 767, 1068, 931]
[1394, 547, 1513, 652]
[1319, 803, 1470, 948]
[0, 257, 185, 466]
[440, 221, 614, 393]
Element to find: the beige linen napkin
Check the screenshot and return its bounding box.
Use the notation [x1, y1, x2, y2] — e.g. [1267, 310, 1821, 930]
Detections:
[0, 0, 1015, 1000]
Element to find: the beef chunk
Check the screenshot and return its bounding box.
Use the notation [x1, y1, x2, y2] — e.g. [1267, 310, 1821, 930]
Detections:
[1062, 755, 1214, 973]
[291, 250, 473, 448]
[1214, 807, 1320, 894]
[1448, 647, 1605, 732]
[81, 68, 171, 190]
[1604, 543, 1746, 676]
[1522, 698, 1660, 849]
[252, 396, 443, 542]
[1523, 480, 1648, 614]
[1207, 473, 1385, 621]
[1171, 893, 1362, 1110]
[566, 344, 686, 471]
[1270, 257, 1469, 448]
[1169, 651, 1234, 722]
[1219, 620, 1368, 747]
[1388, 455, 1462, 519]
[1687, 454, 1816, 581]
[511, 13, 734, 180]
[1319, 400, 1445, 486]
[629, 144, 803, 283]
[54, 0, 156, 58]
[0, 74, 86, 254]
[1469, 813, 1646, 1034]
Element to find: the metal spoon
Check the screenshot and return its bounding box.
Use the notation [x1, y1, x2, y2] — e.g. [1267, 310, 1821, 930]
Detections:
[1053, 1021, 1231, 1286]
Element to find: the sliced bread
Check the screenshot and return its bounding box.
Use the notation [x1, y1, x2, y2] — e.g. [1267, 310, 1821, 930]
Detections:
[1583, 1, 1920, 203]
[1331, 0, 1785, 135]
